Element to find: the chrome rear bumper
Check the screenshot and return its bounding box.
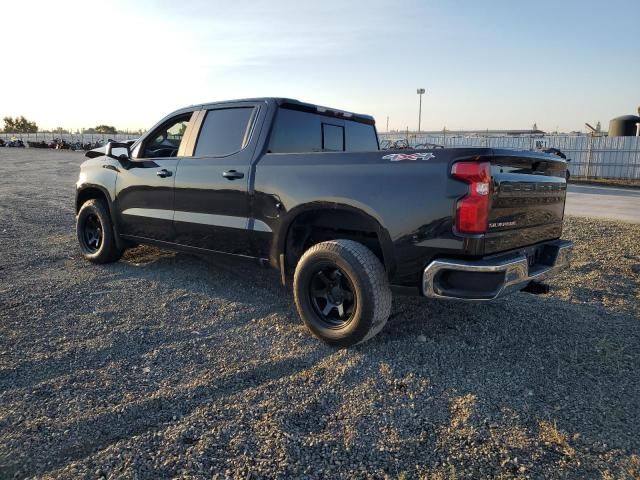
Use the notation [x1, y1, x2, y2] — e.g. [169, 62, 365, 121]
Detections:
[422, 239, 573, 301]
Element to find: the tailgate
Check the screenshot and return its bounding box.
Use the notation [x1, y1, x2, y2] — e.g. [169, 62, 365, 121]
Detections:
[484, 149, 568, 253]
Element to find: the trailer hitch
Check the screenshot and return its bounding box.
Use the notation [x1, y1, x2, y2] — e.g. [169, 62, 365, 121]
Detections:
[521, 281, 550, 295]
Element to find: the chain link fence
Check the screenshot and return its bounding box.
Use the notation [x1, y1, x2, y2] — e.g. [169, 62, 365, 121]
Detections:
[379, 133, 640, 180]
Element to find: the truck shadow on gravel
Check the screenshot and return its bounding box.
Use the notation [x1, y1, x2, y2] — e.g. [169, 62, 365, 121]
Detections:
[121, 248, 640, 448]
[43, 357, 326, 477]
[1, 249, 291, 392]
[123, 246, 640, 449]
[121, 246, 291, 311]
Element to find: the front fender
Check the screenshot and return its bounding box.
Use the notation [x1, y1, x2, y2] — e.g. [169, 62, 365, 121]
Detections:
[76, 159, 125, 250]
[76, 157, 119, 209]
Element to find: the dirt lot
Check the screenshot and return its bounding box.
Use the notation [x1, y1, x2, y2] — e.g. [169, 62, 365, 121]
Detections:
[1, 148, 639, 479]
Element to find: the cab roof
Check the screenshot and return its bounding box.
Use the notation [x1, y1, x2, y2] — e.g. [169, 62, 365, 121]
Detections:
[193, 97, 376, 126]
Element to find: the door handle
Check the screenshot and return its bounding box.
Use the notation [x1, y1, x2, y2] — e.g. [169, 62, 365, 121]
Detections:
[222, 170, 244, 180]
[156, 169, 172, 178]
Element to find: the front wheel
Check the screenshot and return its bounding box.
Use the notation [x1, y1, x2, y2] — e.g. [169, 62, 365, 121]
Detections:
[293, 240, 392, 347]
[76, 199, 124, 264]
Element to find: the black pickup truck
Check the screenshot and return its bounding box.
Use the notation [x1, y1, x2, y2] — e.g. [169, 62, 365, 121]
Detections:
[76, 98, 572, 346]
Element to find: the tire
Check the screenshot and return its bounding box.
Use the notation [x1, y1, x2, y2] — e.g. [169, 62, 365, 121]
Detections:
[293, 239, 392, 347]
[76, 199, 124, 264]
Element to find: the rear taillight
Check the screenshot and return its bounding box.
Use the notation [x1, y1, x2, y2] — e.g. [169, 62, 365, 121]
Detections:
[451, 161, 491, 234]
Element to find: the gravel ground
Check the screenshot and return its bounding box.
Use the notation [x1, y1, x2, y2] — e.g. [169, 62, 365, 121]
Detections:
[1, 148, 639, 479]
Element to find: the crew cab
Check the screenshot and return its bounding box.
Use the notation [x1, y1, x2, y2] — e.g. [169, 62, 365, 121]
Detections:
[76, 98, 573, 346]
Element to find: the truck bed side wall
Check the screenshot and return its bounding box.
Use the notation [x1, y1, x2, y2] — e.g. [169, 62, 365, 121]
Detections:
[251, 149, 487, 285]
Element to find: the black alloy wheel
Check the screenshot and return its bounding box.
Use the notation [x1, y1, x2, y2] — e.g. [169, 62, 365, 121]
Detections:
[293, 239, 392, 347]
[308, 263, 357, 328]
[76, 198, 124, 264]
[81, 213, 103, 253]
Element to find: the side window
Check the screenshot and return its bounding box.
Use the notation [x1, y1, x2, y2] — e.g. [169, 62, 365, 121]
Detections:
[345, 121, 378, 152]
[194, 107, 255, 157]
[268, 108, 321, 153]
[322, 123, 344, 152]
[141, 113, 192, 158]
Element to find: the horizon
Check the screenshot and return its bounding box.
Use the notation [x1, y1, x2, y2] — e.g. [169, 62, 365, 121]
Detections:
[1, 0, 638, 133]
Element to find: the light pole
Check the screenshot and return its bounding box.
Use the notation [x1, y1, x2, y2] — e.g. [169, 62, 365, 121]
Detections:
[417, 88, 426, 133]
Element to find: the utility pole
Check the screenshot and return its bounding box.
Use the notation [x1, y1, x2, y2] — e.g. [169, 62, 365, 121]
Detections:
[386, 116, 389, 133]
[417, 88, 426, 133]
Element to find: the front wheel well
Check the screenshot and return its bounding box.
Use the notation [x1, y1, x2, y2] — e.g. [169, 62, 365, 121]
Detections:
[76, 187, 109, 214]
[283, 208, 393, 279]
[76, 187, 130, 250]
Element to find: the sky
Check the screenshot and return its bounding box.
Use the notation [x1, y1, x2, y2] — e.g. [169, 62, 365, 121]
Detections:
[1, 0, 638, 133]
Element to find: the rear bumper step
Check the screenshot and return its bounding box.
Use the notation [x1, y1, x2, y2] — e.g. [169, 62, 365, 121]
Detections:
[422, 239, 572, 301]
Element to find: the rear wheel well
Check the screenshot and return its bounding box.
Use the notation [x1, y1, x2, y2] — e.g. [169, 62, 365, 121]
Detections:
[283, 209, 390, 278]
[76, 187, 109, 214]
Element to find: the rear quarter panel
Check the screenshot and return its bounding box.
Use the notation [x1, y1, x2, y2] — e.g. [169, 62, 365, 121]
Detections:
[252, 148, 490, 285]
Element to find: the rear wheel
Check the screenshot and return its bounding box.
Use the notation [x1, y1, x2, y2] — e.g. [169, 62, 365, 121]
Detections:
[293, 239, 392, 347]
[76, 199, 124, 264]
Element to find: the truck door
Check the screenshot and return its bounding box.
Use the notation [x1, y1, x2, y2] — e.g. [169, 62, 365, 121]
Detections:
[172, 102, 264, 255]
[115, 111, 196, 242]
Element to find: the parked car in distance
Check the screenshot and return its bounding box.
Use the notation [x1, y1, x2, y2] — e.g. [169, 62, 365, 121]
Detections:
[76, 98, 573, 346]
[5, 138, 25, 147]
[379, 139, 392, 150]
[414, 142, 445, 150]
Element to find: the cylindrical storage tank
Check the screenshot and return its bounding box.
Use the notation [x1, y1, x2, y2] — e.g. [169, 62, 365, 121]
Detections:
[608, 115, 640, 136]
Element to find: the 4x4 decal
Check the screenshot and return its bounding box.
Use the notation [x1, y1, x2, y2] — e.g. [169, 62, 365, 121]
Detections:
[382, 152, 436, 162]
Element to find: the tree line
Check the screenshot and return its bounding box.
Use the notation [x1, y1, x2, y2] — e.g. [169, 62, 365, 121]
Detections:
[2, 116, 38, 133]
[2, 116, 141, 135]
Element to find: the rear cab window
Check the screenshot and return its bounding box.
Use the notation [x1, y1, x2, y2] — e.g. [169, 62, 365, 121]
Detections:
[268, 107, 378, 154]
[322, 123, 344, 152]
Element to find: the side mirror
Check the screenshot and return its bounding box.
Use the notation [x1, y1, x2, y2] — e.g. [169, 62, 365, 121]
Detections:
[105, 141, 131, 162]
